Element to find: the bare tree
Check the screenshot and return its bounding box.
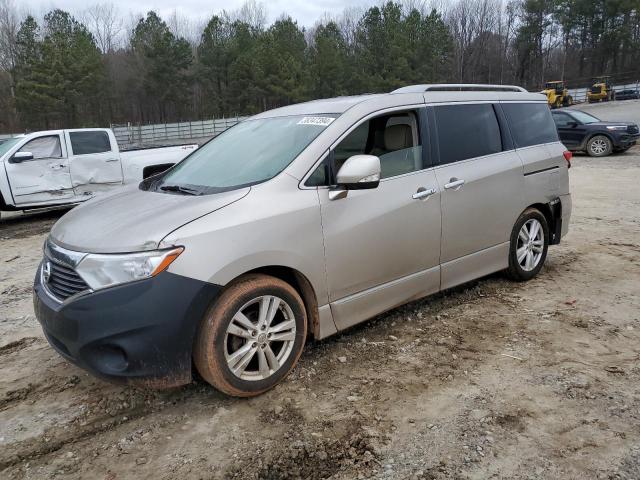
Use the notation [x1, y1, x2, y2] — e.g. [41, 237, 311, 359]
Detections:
[232, 0, 267, 30]
[338, 6, 363, 47]
[167, 9, 201, 46]
[400, 0, 428, 15]
[82, 3, 123, 53]
[0, 0, 19, 72]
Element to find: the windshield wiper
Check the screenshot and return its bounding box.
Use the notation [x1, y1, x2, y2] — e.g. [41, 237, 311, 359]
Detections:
[159, 184, 201, 195]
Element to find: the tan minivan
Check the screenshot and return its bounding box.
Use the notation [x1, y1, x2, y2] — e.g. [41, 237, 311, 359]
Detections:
[34, 84, 572, 396]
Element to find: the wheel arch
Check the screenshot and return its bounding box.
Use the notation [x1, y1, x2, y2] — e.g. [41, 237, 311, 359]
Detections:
[523, 201, 562, 245]
[583, 131, 614, 151]
[226, 266, 322, 340]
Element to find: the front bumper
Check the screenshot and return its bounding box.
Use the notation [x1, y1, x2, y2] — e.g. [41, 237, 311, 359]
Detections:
[609, 130, 640, 149]
[34, 269, 221, 388]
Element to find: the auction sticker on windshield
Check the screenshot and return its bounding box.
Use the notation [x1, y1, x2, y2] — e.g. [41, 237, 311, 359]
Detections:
[298, 116, 335, 127]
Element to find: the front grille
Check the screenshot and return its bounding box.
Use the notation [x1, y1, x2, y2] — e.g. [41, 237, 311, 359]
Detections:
[627, 125, 639, 135]
[46, 260, 89, 301]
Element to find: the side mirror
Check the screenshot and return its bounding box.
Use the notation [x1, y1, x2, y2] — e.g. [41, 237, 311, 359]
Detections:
[329, 155, 381, 200]
[10, 151, 34, 163]
[336, 154, 381, 189]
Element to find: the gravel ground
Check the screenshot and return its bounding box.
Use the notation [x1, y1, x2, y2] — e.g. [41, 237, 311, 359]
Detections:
[1, 101, 639, 480]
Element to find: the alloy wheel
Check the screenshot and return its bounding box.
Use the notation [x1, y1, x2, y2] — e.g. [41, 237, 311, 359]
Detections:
[224, 295, 297, 381]
[590, 138, 608, 156]
[516, 219, 544, 272]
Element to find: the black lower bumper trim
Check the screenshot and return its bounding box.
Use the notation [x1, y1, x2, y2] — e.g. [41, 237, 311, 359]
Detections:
[34, 270, 221, 387]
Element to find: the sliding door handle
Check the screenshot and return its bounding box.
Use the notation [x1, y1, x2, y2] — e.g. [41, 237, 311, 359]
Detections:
[444, 178, 465, 190]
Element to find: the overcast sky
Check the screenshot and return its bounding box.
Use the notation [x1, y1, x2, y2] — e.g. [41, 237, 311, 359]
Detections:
[23, 0, 374, 27]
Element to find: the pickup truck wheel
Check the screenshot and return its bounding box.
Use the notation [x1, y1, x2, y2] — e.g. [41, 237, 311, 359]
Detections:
[587, 135, 612, 157]
[194, 274, 307, 397]
[506, 208, 549, 282]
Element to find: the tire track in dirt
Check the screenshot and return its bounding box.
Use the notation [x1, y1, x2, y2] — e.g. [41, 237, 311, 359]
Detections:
[0, 337, 40, 356]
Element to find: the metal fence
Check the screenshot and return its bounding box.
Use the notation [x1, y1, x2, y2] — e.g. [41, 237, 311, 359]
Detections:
[0, 133, 20, 141]
[111, 117, 248, 149]
[566, 82, 640, 103]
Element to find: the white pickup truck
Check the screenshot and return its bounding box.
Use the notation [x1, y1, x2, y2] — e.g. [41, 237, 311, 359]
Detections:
[0, 128, 198, 215]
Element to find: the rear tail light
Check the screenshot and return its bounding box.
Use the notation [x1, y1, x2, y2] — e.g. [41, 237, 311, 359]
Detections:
[563, 151, 572, 169]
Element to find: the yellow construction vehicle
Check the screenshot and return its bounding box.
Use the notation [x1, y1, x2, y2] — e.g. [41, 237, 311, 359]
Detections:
[587, 76, 615, 103]
[542, 81, 573, 108]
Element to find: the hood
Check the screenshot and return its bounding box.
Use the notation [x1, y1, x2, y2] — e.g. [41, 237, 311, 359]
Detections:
[50, 185, 250, 253]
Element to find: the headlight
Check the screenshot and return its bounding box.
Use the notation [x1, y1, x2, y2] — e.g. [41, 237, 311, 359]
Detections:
[75, 247, 183, 290]
[606, 125, 628, 131]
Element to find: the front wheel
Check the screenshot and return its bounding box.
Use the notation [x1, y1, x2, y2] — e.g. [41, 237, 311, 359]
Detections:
[506, 208, 549, 282]
[194, 274, 307, 397]
[587, 135, 612, 157]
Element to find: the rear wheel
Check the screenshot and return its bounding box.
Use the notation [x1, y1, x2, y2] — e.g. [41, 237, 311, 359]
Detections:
[587, 135, 612, 157]
[506, 208, 549, 282]
[194, 274, 307, 397]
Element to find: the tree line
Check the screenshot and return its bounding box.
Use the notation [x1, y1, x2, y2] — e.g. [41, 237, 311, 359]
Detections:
[1, 0, 639, 133]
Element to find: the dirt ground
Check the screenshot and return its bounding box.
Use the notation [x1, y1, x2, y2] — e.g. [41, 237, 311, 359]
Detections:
[1, 102, 639, 480]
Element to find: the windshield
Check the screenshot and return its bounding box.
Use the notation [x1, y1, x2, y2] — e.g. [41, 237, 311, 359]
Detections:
[0, 137, 21, 157]
[155, 115, 336, 194]
[570, 111, 600, 124]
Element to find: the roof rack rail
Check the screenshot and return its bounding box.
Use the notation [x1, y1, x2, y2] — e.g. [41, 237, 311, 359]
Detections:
[392, 84, 528, 93]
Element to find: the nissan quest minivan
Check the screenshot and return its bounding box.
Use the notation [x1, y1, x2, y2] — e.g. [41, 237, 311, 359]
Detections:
[34, 84, 572, 396]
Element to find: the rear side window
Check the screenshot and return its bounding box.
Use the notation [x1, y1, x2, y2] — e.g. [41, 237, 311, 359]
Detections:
[69, 131, 111, 155]
[502, 103, 558, 148]
[434, 104, 502, 164]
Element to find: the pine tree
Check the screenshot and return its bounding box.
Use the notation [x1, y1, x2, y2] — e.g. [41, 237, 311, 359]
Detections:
[308, 22, 351, 98]
[131, 11, 193, 122]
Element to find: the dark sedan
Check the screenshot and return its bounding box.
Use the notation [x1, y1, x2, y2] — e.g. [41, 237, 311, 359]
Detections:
[615, 89, 640, 101]
[551, 109, 640, 157]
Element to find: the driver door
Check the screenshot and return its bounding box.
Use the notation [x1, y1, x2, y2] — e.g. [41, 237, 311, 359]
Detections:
[5, 133, 74, 205]
[313, 108, 442, 331]
[552, 112, 585, 149]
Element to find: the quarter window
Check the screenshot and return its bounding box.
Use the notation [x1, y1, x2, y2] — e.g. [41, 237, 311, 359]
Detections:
[434, 104, 502, 164]
[19, 136, 62, 159]
[69, 131, 112, 155]
[502, 103, 559, 148]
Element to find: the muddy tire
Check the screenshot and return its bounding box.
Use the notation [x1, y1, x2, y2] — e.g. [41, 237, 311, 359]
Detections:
[506, 208, 549, 282]
[194, 274, 307, 397]
[586, 135, 613, 157]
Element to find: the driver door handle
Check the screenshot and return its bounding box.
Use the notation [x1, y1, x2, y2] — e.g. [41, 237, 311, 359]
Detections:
[105, 158, 119, 162]
[412, 188, 436, 200]
[444, 178, 465, 190]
